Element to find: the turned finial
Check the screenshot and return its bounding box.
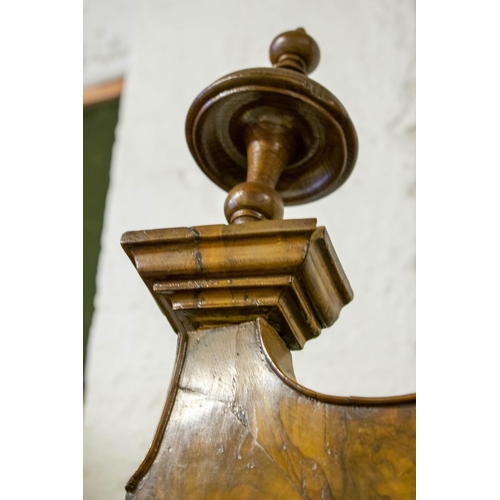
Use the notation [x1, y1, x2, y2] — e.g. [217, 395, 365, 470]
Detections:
[186, 28, 358, 224]
[270, 28, 320, 74]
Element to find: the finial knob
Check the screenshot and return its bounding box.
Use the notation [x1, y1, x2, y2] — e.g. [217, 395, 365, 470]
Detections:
[269, 28, 320, 74]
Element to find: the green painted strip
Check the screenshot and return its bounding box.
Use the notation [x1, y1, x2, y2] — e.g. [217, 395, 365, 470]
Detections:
[83, 100, 120, 377]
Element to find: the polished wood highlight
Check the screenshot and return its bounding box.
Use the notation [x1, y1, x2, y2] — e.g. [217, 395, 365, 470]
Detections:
[125, 319, 416, 499]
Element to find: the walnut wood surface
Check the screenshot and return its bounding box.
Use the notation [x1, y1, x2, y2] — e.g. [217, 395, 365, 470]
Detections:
[125, 319, 416, 499]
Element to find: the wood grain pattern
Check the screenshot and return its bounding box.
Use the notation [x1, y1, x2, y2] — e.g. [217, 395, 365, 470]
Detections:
[125, 319, 415, 499]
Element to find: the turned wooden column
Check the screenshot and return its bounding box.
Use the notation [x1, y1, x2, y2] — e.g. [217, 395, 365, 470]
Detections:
[121, 29, 415, 500]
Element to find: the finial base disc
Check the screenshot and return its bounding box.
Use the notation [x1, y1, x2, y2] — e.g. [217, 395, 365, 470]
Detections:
[186, 68, 358, 205]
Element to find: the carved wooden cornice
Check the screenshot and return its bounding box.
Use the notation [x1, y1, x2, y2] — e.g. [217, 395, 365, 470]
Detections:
[122, 219, 352, 350]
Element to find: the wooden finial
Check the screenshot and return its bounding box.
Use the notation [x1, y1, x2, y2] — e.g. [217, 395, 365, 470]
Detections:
[269, 28, 320, 74]
[186, 29, 358, 224]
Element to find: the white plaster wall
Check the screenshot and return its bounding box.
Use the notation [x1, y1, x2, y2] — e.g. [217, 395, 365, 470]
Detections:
[84, 1, 415, 498]
[83, 0, 137, 86]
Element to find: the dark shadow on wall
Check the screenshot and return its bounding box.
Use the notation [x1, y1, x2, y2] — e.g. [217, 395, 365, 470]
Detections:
[83, 99, 120, 380]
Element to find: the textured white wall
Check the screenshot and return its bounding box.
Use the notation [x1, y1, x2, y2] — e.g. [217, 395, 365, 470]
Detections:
[83, 0, 137, 86]
[84, 1, 415, 498]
